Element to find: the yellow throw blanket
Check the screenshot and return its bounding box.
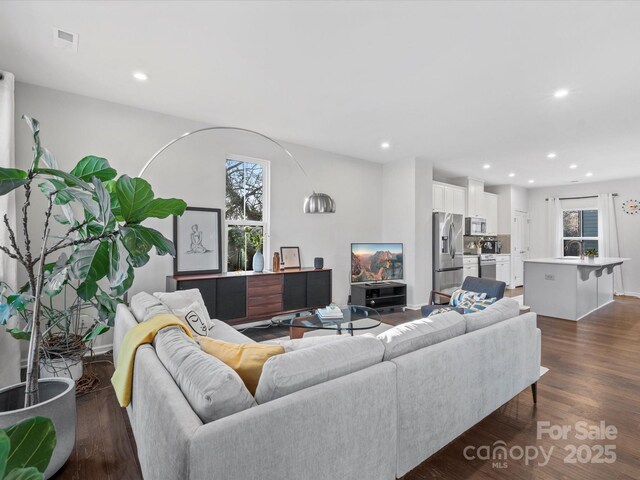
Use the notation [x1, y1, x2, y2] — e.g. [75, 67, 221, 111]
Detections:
[111, 313, 193, 407]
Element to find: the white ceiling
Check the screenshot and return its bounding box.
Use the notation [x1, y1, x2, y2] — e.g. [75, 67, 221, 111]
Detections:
[1, 1, 640, 187]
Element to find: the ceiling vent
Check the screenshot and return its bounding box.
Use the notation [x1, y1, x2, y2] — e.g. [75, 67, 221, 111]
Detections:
[52, 27, 79, 53]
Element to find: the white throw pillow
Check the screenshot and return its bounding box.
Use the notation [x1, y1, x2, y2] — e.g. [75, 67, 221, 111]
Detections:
[172, 301, 214, 337]
[154, 289, 212, 321]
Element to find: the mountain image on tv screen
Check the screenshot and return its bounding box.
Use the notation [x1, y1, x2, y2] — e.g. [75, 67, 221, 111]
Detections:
[351, 243, 403, 283]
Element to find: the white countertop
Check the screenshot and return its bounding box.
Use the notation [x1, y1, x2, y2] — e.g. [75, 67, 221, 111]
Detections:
[524, 257, 629, 267]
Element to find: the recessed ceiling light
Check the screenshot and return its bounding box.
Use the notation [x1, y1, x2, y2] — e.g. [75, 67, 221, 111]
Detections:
[569, 164, 578, 169]
[585, 172, 593, 177]
[547, 152, 557, 159]
[554, 88, 569, 98]
[483, 164, 491, 169]
[133, 71, 149, 81]
[528, 179, 535, 184]
[380, 141, 390, 150]
[508, 173, 515, 177]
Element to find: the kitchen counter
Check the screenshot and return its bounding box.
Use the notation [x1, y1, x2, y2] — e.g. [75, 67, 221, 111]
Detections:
[523, 257, 628, 321]
[524, 257, 626, 267]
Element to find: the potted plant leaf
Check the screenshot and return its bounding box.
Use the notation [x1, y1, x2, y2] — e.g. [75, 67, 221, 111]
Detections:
[244, 226, 265, 272]
[0, 416, 57, 480]
[584, 248, 598, 263]
[0, 117, 186, 477]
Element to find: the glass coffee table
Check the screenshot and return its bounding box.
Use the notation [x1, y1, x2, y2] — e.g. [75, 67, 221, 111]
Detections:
[276, 305, 382, 339]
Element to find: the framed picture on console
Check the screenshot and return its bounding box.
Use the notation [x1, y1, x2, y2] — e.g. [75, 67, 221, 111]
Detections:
[280, 246, 301, 269]
[174, 207, 222, 275]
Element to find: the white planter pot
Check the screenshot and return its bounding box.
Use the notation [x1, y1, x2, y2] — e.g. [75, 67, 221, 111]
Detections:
[40, 357, 84, 381]
[0, 377, 76, 479]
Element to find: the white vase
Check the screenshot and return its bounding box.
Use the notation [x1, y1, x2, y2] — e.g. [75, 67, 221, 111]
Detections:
[40, 356, 84, 381]
[252, 251, 264, 273]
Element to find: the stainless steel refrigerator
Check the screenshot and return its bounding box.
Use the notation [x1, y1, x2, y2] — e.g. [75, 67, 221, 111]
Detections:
[433, 212, 464, 293]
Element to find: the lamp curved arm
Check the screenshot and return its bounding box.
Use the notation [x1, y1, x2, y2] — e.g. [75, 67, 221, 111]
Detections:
[138, 126, 308, 178]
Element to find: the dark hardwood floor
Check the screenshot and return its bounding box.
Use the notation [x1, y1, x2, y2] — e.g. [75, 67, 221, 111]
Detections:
[54, 293, 640, 479]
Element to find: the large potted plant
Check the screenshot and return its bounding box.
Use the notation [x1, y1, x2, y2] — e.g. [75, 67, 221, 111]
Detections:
[0, 284, 107, 383]
[0, 117, 186, 477]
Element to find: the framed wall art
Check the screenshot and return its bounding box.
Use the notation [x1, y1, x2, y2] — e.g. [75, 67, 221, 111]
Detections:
[174, 207, 222, 275]
[280, 246, 301, 269]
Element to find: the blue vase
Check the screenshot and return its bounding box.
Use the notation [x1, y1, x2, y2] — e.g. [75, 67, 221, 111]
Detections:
[252, 251, 264, 273]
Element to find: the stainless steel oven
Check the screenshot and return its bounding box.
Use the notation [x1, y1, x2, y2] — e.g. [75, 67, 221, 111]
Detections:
[479, 254, 496, 280]
[465, 217, 486, 236]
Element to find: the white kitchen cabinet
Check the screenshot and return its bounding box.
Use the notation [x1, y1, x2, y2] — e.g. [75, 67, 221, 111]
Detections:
[496, 255, 511, 285]
[466, 178, 485, 218]
[483, 192, 498, 235]
[450, 187, 466, 216]
[433, 182, 465, 215]
[433, 183, 445, 212]
[463, 256, 479, 279]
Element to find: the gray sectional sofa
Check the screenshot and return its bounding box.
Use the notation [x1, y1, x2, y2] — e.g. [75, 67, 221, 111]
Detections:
[113, 293, 540, 480]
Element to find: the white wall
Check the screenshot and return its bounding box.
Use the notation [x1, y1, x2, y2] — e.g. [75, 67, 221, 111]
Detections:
[382, 157, 433, 306]
[14, 82, 383, 356]
[528, 177, 640, 296]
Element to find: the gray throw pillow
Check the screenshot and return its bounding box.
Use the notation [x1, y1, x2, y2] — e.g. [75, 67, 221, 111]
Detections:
[154, 327, 256, 423]
[255, 335, 384, 404]
[376, 310, 466, 361]
[464, 297, 520, 333]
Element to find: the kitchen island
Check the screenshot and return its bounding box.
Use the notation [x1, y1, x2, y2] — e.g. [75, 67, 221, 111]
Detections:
[523, 257, 628, 321]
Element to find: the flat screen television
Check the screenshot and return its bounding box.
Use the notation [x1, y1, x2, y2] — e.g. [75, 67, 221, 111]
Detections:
[351, 243, 403, 284]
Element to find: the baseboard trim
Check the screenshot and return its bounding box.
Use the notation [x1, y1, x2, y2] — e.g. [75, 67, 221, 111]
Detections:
[622, 292, 640, 298]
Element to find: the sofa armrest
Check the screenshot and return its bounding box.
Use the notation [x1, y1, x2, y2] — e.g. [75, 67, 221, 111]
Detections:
[188, 362, 397, 480]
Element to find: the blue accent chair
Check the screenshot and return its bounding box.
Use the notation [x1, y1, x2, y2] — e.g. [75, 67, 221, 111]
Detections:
[420, 277, 507, 316]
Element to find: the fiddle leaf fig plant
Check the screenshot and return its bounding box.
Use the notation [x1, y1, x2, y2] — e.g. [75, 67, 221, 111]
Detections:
[0, 116, 187, 407]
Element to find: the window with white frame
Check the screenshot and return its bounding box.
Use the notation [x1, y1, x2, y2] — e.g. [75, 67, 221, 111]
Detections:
[225, 156, 270, 271]
[562, 209, 598, 256]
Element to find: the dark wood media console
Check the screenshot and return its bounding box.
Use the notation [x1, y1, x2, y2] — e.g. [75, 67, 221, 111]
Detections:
[349, 282, 407, 311]
[166, 268, 332, 326]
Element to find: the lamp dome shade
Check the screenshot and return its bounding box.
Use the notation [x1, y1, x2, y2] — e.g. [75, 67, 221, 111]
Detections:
[304, 192, 336, 214]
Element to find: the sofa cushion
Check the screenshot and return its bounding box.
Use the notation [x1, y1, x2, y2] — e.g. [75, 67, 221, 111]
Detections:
[154, 327, 256, 423]
[197, 337, 285, 395]
[208, 318, 255, 344]
[261, 334, 349, 352]
[376, 310, 466, 361]
[254, 335, 384, 404]
[464, 297, 520, 333]
[130, 292, 171, 322]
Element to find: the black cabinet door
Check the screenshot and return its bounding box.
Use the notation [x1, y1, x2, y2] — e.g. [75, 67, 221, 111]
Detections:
[216, 277, 247, 320]
[176, 279, 216, 318]
[307, 270, 331, 307]
[283, 273, 307, 311]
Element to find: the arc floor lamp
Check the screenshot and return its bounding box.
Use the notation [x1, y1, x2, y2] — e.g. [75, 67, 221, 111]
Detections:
[138, 126, 336, 214]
